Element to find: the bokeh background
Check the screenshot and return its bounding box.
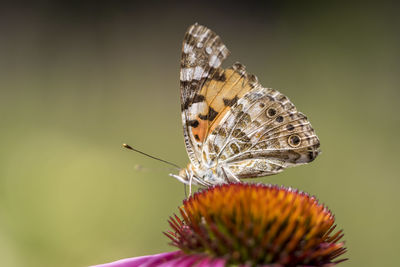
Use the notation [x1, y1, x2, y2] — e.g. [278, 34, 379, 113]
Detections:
[1, 1, 399, 266]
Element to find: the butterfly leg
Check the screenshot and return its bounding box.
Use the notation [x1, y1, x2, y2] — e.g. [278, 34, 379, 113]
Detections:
[221, 167, 240, 183]
[188, 170, 193, 195]
[169, 173, 189, 185]
[193, 176, 210, 187]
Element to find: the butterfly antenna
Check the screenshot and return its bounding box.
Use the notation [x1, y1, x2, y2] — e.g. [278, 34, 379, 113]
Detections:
[122, 143, 181, 171]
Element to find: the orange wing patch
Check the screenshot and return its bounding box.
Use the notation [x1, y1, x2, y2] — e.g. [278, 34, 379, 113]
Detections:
[193, 64, 256, 142]
[190, 118, 209, 142]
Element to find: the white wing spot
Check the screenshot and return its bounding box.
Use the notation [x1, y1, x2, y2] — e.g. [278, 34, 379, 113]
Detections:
[209, 55, 221, 68]
[187, 52, 196, 64]
[219, 45, 228, 57]
[180, 68, 194, 81]
[196, 42, 203, 48]
[183, 43, 193, 54]
[195, 30, 210, 42]
[193, 66, 206, 80]
[205, 47, 212, 54]
[189, 102, 208, 118]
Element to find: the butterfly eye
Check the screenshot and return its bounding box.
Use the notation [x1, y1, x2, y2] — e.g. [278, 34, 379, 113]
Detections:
[288, 135, 301, 147]
[266, 108, 277, 118]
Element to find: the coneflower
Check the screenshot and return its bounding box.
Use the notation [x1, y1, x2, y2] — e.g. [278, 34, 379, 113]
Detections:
[92, 183, 347, 267]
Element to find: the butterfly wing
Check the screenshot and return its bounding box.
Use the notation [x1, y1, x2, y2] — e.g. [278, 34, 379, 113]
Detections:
[180, 24, 320, 180]
[180, 24, 231, 167]
[202, 64, 320, 179]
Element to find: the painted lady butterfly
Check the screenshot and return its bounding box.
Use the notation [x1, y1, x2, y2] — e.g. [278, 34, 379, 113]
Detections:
[168, 24, 320, 189]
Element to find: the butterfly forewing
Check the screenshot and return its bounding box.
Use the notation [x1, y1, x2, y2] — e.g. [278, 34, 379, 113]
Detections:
[180, 24, 229, 168]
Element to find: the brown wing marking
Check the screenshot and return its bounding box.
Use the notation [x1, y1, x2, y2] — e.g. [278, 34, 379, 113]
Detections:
[190, 63, 256, 144]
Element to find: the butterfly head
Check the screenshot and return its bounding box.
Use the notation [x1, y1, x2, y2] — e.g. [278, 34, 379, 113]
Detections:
[177, 164, 191, 182]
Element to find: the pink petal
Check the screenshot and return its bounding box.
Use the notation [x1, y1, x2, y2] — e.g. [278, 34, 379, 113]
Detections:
[157, 254, 201, 267]
[90, 251, 182, 267]
[90, 251, 228, 267]
[195, 257, 226, 267]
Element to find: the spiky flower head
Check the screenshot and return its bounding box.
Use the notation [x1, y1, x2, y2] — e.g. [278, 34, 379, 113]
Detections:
[165, 183, 346, 266]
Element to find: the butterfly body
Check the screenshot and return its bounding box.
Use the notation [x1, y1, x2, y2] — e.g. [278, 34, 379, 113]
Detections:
[171, 24, 320, 187]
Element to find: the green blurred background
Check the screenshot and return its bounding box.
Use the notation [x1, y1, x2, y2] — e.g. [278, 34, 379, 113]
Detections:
[1, 1, 399, 266]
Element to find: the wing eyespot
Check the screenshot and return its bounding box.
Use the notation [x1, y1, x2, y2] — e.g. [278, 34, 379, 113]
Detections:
[288, 134, 301, 147]
[266, 108, 277, 118]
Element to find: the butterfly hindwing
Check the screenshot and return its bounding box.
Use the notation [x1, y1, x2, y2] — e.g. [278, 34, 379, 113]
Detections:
[203, 68, 320, 179]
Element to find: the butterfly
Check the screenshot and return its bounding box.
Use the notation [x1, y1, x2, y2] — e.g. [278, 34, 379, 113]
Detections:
[169, 23, 320, 190]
